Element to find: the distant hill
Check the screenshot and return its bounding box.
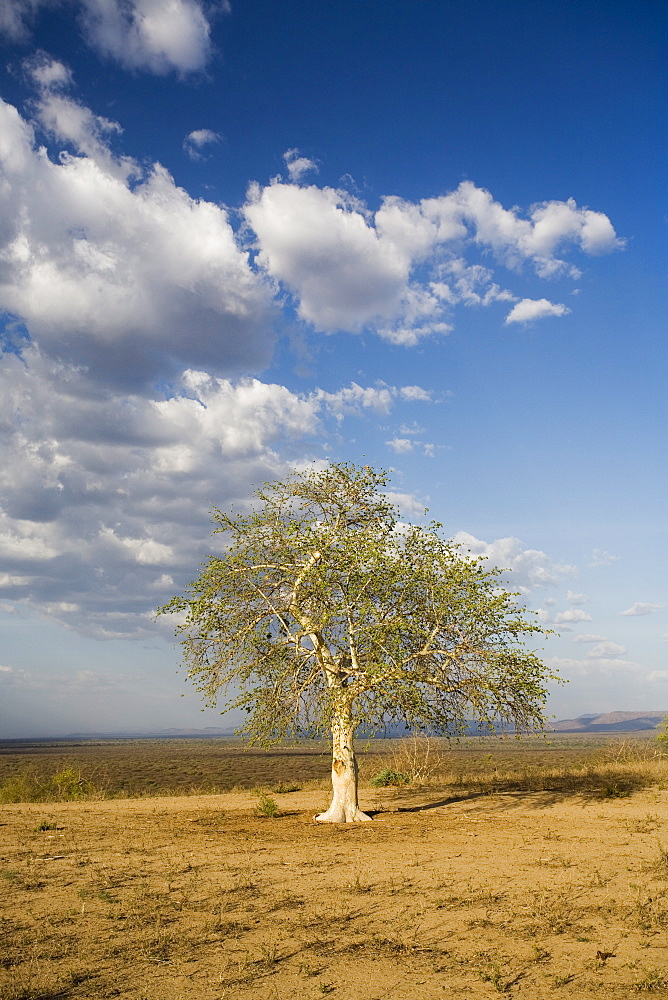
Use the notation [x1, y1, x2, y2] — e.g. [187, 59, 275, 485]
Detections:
[57, 727, 238, 740]
[7, 712, 668, 741]
[547, 711, 667, 733]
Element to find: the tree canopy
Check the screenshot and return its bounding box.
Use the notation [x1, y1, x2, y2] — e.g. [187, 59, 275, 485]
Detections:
[160, 463, 557, 821]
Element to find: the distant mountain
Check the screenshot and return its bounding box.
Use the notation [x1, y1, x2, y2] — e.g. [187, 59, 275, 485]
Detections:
[548, 711, 667, 733]
[7, 712, 668, 742]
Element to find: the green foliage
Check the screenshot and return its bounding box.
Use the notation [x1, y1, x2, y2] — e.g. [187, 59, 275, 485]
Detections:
[370, 767, 410, 787]
[656, 716, 668, 747]
[0, 766, 95, 803]
[254, 794, 280, 818]
[160, 463, 557, 746]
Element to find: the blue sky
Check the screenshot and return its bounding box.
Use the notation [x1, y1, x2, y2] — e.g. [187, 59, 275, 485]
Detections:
[0, 0, 665, 737]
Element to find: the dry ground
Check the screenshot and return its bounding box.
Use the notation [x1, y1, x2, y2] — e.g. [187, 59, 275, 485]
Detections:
[3, 781, 668, 999]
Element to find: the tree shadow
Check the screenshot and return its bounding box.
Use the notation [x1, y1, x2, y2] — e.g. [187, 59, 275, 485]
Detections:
[369, 769, 656, 813]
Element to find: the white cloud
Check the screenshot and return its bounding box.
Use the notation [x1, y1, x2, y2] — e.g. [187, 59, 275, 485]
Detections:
[79, 0, 215, 75]
[386, 435, 436, 457]
[0, 346, 429, 636]
[587, 548, 620, 567]
[313, 381, 430, 419]
[383, 492, 428, 518]
[586, 641, 628, 658]
[566, 590, 589, 605]
[648, 671, 668, 683]
[0, 666, 13, 673]
[183, 128, 221, 160]
[432, 258, 516, 309]
[573, 634, 607, 643]
[0, 0, 48, 42]
[620, 602, 666, 617]
[283, 148, 318, 182]
[504, 298, 571, 325]
[2, 1, 219, 75]
[553, 608, 593, 624]
[25, 52, 74, 90]
[245, 181, 412, 334]
[453, 532, 576, 592]
[386, 438, 415, 454]
[546, 655, 644, 678]
[244, 178, 619, 343]
[399, 385, 432, 402]
[0, 93, 273, 388]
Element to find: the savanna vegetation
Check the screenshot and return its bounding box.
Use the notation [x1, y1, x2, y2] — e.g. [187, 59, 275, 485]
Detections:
[3, 734, 668, 999]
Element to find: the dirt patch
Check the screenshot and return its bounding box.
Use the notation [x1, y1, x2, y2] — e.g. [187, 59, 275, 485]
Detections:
[3, 785, 668, 998]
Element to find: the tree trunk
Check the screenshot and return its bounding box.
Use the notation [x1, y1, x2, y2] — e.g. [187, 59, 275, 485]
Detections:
[315, 702, 372, 823]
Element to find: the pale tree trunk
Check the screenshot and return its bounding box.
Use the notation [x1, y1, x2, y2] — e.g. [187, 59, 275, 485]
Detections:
[315, 698, 372, 823]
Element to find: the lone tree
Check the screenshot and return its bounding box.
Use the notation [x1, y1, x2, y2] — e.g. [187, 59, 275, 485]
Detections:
[160, 463, 555, 822]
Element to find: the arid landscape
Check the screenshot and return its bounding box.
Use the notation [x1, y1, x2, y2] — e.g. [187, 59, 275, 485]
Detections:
[3, 736, 668, 999]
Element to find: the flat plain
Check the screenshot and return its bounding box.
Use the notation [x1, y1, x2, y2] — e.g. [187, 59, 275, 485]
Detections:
[2, 736, 668, 999]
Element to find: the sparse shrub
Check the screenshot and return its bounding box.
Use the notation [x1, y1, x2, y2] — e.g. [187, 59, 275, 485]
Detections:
[272, 782, 301, 793]
[601, 739, 667, 764]
[0, 771, 45, 803]
[370, 767, 410, 787]
[35, 820, 58, 832]
[599, 782, 631, 799]
[388, 733, 446, 783]
[52, 766, 93, 800]
[0, 766, 96, 803]
[633, 968, 668, 991]
[254, 794, 279, 818]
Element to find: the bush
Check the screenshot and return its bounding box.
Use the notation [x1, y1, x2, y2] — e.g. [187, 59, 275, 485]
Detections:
[370, 767, 410, 787]
[254, 794, 280, 817]
[0, 766, 96, 803]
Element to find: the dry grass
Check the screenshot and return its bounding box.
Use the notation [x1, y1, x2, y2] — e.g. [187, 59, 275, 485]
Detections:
[3, 736, 668, 998]
[4, 735, 668, 806]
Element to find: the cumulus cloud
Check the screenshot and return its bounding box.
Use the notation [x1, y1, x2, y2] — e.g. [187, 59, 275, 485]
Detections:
[0, 0, 49, 42]
[546, 655, 644, 678]
[586, 641, 628, 658]
[1, 1, 219, 74]
[0, 347, 428, 636]
[80, 0, 216, 75]
[383, 492, 429, 518]
[0, 92, 273, 388]
[244, 178, 620, 343]
[620, 602, 666, 617]
[313, 381, 430, 419]
[573, 634, 607, 643]
[553, 608, 593, 624]
[183, 128, 221, 161]
[453, 532, 576, 592]
[386, 438, 415, 454]
[0, 76, 621, 377]
[283, 148, 318, 182]
[24, 51, 74, 90]
[0, 72, 624, 652]
[385, 435, 436, 457]
[587, 548, 620, 567]
[504, 298, 571, 325]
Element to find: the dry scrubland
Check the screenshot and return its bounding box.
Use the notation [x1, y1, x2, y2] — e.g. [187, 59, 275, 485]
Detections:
[3, 737, 668, 998]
